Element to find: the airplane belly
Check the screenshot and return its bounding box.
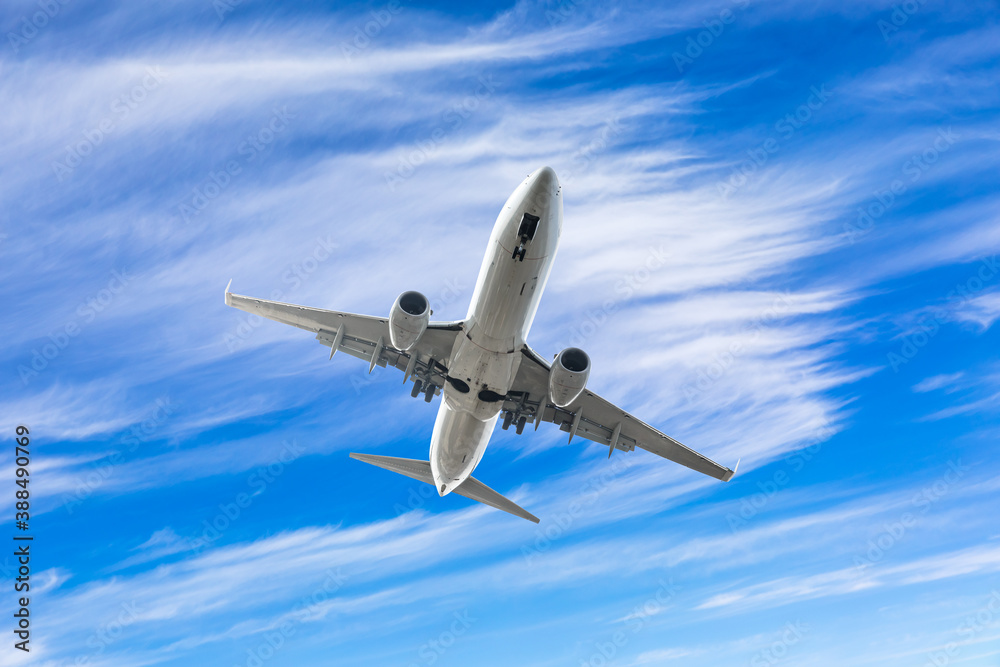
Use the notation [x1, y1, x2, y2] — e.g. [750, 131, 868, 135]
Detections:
[445, 336, 518, 418]
[428, 166, 564, 498]
[430, 400, 498, 494]
[467, 168, 563, 348]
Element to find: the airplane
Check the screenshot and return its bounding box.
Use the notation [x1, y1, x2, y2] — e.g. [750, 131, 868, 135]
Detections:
[225, 166, 738, 523]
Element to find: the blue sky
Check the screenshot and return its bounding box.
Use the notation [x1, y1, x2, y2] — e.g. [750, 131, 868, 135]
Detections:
[2, 0, 999, 665]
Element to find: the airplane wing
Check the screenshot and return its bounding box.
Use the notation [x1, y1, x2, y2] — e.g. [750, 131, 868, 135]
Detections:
[506, 345, 738, 482]
[225, 284, 462, 393]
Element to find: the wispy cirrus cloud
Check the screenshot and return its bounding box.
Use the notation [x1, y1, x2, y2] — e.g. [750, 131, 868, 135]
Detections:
[3, 0, 999, 665]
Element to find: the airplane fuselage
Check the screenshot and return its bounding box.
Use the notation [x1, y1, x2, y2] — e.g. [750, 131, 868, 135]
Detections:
[430, 167, 563, 495]
[227, 163, 737, 521]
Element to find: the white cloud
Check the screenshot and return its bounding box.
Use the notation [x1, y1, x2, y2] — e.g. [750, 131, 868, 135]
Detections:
[913, 372, 964, 393]
[954, 290, 1000, 330]
[4, 2, 1000, 665]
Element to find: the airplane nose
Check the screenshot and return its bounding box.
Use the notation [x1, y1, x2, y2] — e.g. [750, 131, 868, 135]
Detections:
[530, 166, 558, 191]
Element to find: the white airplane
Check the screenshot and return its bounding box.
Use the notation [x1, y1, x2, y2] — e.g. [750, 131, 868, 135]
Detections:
[225, 166, 738, 523]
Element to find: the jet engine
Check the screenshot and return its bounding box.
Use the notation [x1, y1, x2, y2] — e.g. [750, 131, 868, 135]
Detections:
[548, 347, 590, 407]
[389, 291, 429, 351]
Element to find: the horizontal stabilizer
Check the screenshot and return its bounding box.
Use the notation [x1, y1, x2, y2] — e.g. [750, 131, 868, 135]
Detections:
[453, 474, 540, 523]
[349, 453, 539, 523]
[349, 452, 435, 485]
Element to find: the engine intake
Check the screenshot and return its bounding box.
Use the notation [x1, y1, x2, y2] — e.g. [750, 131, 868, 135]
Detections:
[548, 347, 590, 408]
[389, 291, 429, 351]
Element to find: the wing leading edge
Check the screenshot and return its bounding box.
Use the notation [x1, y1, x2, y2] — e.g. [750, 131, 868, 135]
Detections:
[507, 345, 739, 482]
[224, 285, 462, 392]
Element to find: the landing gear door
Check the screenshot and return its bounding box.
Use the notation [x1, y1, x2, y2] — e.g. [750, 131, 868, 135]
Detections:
[512, 212, 539, 261]
[517, 212, 539, 242]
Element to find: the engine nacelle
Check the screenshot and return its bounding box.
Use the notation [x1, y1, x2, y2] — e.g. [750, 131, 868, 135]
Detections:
[389, 291, 429, 351]
[548, 347, 590, 408]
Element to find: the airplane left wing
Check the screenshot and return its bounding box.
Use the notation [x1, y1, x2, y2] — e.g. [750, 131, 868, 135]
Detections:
[506, 345, 738, 482]
[225, 285, 462, 392]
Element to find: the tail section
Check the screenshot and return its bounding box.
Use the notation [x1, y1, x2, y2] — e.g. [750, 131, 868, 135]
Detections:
[452, 475, 540, 523]
[349, 453, 435, 485]
[349, 453, 539, 523]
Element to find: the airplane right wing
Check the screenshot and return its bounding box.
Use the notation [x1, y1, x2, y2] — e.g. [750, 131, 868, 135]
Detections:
[506, 345, 739, 482]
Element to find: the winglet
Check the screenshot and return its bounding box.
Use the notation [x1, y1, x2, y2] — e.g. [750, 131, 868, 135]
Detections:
[722, 458, 741, 482]
[224, 279, 233, 306]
